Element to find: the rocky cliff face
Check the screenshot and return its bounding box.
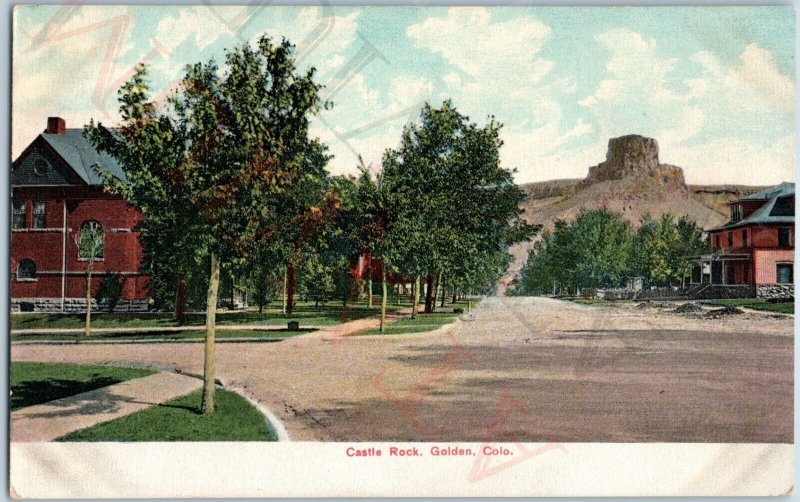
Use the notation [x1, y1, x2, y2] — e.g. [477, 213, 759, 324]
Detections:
[581, 135, 686, 191]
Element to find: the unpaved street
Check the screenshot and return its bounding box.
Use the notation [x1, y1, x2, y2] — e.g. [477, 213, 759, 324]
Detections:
[12, 297, 793, 442]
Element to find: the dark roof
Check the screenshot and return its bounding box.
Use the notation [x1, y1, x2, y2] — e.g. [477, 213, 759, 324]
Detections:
[711, 182, 794, 231]
[39, 129, 127, 185]
[736, 182, 794, 202]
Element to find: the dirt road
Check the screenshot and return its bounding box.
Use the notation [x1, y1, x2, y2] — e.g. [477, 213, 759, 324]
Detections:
[12, 297, 793, 442]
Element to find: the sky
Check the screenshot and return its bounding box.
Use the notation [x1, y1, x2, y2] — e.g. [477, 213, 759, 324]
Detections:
[11, 5, 796, 185]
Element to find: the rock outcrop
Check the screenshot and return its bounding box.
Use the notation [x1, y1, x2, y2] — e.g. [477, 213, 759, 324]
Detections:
[581, 135, 686, 191]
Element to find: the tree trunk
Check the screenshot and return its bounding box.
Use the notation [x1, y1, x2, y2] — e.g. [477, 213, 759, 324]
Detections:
[286, 262, 296, 315]
[439, 273, 446, 308]
[367, 260, 373, 308]
[174, 274, 186, 323]
[84, 266, 93, 337]
[282, 267, 287, 314]
[452, 285, 457, 305]
[412, 275, 420, 319]
[433, 270, 442, 312]
[380, 266, 387, 333]
[230, 273, 235, 310]
[424, 273, 434, 313]
[201, 252, 220, 416]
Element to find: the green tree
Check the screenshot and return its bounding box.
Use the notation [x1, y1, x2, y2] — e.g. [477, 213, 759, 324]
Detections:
[96, 273, 125, 313]
[86, 35, 327, 415]
[635, 214, 708, 287]
[382, 101, 535, 312]
[570, 209, 634, 290]
[298, 251, 335, 306]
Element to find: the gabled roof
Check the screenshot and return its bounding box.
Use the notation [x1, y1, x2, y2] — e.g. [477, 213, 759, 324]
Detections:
[39, 129, 127, 185]
[735, 182, 794, 202]
[711, 182, 794, 231]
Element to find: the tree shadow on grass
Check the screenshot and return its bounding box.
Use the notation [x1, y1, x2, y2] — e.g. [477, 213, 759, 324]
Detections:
[11, 377, 132, 411]
[14, 384, 199, 420]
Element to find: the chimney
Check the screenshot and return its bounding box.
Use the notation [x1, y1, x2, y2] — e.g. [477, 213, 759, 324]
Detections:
[46, 117, 66, 135]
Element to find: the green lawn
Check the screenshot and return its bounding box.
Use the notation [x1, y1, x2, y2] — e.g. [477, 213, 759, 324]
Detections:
[57, 389, 274, 442]
[702, 298, 794, 314]
[11, 300, 407, 331]
[11, 362, 155, 410]
[11, 328, 312, 343]
[356, 298, 480, 336]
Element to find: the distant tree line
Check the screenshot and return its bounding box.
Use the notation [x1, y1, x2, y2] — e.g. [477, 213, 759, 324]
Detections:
[509, 209, 708, 296]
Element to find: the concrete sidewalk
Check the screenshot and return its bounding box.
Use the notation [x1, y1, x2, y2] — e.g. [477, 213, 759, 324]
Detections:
[10, 372, 202, 442]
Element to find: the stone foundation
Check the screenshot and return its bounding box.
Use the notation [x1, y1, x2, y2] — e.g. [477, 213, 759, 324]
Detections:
[692, 284, 756, 300]
[756, 284, 794, 300]
[11, 298, 150, 313]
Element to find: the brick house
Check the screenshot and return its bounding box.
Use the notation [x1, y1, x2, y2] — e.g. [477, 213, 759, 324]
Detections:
[689, 182, 794, 299]
[11, 117, 149, 312]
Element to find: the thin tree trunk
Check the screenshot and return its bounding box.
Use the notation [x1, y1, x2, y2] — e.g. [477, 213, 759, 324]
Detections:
[174, 274, 186, 323]
[439, 274, 446, 308]
[201, 252, 220, 416]
[424, 273, 434, 313]
[367, 259, 373, 308]
[230, 272, 235, 310]
[452, 285, 457, 305]
[412, 275, 420, 319]
[282, 267, 287, 314]
[380, 266, 387, 333]
[84, 265, 93, 337]
[434, 270, 442, 312]
[286, 262, 296, 315]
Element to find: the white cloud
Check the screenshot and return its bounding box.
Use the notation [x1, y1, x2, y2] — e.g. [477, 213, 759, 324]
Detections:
[663, 135, 795, 185]
[658, 107, 705, 146]
[407, 7, 551, 82]
[442, 72, 461, 89]
[686, 43, 795, 139]
[406, 7, 557, 120]
[155, 8, 225, 53]
[389, 76, 433, 109]
[579, 28, 685, 140]
[501, 119, 596, 182]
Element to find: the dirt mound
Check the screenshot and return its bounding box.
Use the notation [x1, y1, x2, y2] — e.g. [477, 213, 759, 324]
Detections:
[637, 301, 674, 309]
[674, 303, 704, 313]
[706, 306, 745, 317]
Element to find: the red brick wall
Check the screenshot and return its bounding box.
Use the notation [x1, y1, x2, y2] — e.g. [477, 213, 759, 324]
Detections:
[11, 187, 148, 300]
[754, 249, 794, 285]
[710, 225, 793, 251]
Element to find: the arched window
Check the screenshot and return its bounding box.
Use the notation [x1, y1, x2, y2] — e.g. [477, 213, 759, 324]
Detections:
[78, 221, 104, 260]
[18, 259, 36, 280]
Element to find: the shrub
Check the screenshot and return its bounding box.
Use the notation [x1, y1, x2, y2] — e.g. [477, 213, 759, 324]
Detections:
[96, 273, 125, 312]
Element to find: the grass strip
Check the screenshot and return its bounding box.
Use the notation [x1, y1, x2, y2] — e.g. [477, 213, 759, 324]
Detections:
[57, 389, 274, 442]
[11, 362, 154, 410]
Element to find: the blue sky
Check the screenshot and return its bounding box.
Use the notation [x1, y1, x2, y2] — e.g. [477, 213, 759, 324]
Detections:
[12, 5, 796, 185]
